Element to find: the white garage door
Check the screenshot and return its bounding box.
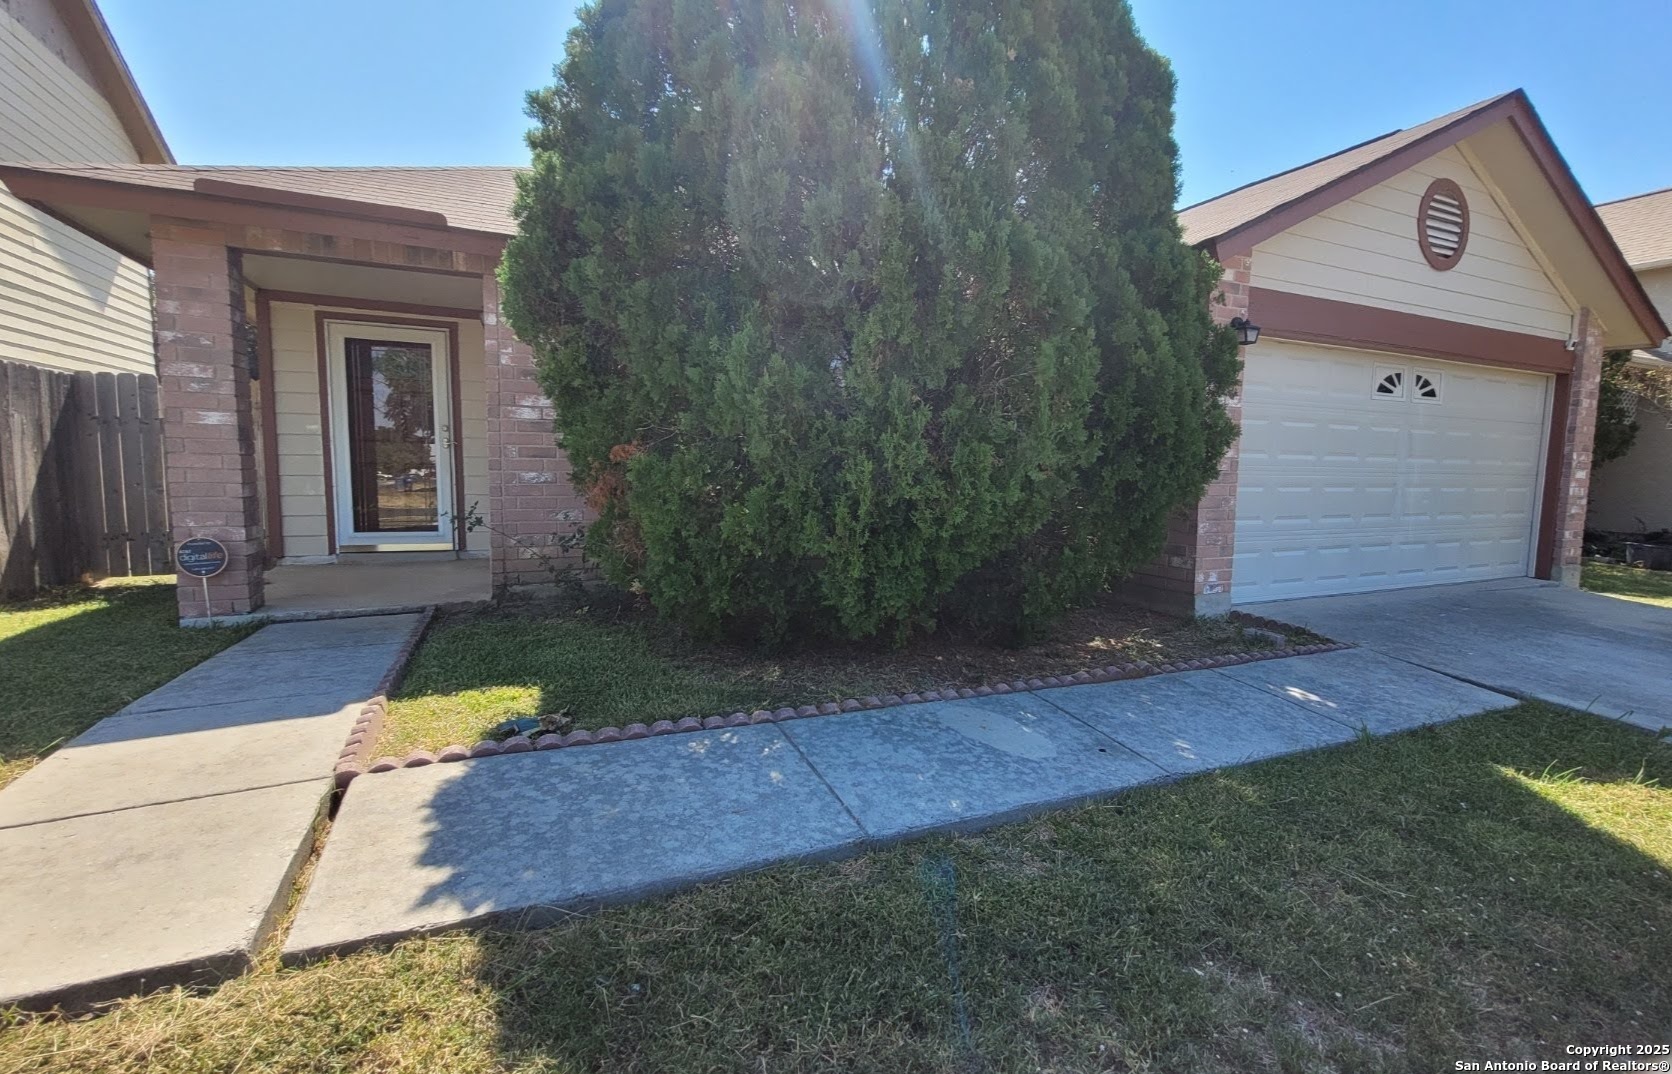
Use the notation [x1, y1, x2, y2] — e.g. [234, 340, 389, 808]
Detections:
[1232, 340, 1551, 604]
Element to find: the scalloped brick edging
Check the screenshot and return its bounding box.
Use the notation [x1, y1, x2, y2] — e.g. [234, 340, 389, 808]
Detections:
[1227, 610, 1305, 636]
[332, 607, 437, 790]
[340, 636, 1353, 785]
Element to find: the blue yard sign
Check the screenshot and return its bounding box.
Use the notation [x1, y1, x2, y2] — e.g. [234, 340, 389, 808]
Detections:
[176, 537, 229, 579]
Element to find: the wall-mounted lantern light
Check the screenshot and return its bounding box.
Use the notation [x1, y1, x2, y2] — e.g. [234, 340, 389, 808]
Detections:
[1230, 316, 1261, 347]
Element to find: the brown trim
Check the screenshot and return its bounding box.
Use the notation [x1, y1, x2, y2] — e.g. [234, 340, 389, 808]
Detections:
[312, 311, 466, 555]
[1499, 106, 1669, 347]
[1202, 90, 1666, 346]
[1249, 287, 1574, 374]
[1534, 373, 1571, 580]
[446, 325, 467, 553]
[263, 291, 480, 321]
[1416, 177, 1470, 271]
[0, 169, 509, 257]
[313, 313, 337, 555]
[308, 311, 468, 331]
[242, 247, 484, 279]
[1209, 95, 1520, 258]
[50, 0, 172, 163]
[255, 290, 284, 563]
[193, 179, 449, 228]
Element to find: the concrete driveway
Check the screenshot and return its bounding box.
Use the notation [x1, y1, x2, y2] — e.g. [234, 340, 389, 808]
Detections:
[1247, 578, 1671, 734]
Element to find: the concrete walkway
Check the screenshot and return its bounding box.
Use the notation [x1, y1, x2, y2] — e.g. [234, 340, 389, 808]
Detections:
[1246, 578, 1672, 733]
[0, 613, 421, 1010]
[286, 648, 1516, 960]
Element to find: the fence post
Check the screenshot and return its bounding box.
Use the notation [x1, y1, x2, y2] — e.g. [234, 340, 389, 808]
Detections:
[71, 372, 104, 578]
[137, 375, 169, 574]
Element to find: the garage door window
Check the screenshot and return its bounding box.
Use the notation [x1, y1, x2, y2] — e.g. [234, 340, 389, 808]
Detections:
[1373, 365, 1444, 403]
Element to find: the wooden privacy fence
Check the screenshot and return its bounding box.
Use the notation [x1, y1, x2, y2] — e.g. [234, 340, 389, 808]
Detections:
[0, 360, 170, 598]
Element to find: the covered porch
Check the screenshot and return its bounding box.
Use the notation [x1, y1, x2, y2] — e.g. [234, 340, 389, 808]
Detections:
[0, 163, 589, 622]
[261, 556, 490, 619]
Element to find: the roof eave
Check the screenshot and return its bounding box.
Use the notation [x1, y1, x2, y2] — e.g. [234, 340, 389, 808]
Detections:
[51, 0, 172, 164]
[0, 166, 513, 260]
[1194, 93, 1519, 257]
[1497, 95, 1669, 348]
[1193, 90, 1667, 350]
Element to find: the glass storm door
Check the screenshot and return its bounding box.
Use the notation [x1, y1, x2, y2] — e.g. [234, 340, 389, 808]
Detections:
[325, 321, 455, 549]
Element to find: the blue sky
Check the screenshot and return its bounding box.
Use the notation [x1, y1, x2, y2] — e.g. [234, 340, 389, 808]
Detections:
[102, 0, 1672, 207]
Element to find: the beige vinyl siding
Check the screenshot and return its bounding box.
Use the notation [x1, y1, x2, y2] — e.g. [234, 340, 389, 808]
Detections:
[1251, 146, 1575, 340]
[269, 302, 489, 559]
[1636, 266, 1672, 347]
[1589, 397, 1672, 533]
[0, 9, 153, 375]
[1588, 265, 1672, 532]
[269, 305, 328, 557]
[457, 321, 488, 551]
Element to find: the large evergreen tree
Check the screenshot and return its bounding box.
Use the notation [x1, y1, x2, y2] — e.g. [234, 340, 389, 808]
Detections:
[502, 0, 1240, 644]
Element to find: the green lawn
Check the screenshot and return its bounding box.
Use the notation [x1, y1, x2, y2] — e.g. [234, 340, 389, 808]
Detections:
[6, 703, 1666, 1073]
[378, 599, 1302, 757]
[1583, 560, 1672, 608]
[0, 578, 255, 788]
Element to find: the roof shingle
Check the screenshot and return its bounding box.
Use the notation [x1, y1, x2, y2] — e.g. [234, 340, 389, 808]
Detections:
[1597, 187, 1672, 269]
[1177, 94, 1511, 248]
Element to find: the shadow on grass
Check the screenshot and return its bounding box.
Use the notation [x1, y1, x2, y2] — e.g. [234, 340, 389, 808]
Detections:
[385, 703, 1672, 1073]
[4, 704, 1669, 1073]
[0, 579, 253, 786]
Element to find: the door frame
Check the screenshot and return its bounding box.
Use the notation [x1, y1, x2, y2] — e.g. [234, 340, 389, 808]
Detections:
[315, 312, 465, 553]
[1527, 371, 1556, 578]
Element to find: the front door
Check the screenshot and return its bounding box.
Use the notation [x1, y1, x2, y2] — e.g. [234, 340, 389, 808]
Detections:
[324, 320, 456, 550]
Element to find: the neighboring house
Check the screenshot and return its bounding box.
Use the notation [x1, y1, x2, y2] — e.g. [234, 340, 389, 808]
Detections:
[1, 0, 170, 375]
[1591, 187, 1672, 534]
[0, 89, 1660, 623]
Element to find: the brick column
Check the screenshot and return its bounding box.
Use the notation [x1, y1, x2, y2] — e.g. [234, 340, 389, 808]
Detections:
[153, 220, 265, 620]
[1123, 254, 1251, 617]
[1545, 306, 1603, 586]
[482, 272, 588, 591]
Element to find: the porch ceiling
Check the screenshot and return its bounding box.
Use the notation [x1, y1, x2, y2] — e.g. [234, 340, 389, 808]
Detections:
[242, 254, 483, 311]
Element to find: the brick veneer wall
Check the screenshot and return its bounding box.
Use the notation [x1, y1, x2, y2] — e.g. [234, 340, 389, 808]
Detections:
[153, 220, 265, 617]
[1549, 306, 1602, 586]
[481, 274, 590, 590]
[1121, 253, 1252, 617]
[147, 213, 602, 612]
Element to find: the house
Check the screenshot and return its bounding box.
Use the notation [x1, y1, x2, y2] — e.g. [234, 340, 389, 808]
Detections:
[1590, 187, 1672, 535]
[1, 0, 170, 376]
[0, 89, 1660, 624]
[0, 162, 579, 619]
[1124, 90, 1664, 614]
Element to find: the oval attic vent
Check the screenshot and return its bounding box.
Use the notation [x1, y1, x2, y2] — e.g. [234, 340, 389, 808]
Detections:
[1418, 178, 1469, 270]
